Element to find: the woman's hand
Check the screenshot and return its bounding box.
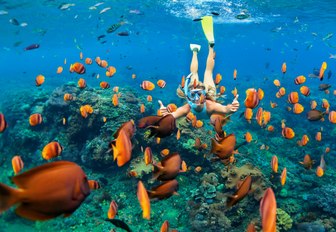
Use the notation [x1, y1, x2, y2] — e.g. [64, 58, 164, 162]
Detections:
[229, 94, 240, 112]
[158, 100, 169, 116]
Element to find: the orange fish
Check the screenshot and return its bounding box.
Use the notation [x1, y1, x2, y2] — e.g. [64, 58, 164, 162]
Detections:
[316, 166, 324, 177]
[210, 134, 236, 164]
[0, 113, 7, 133]
[267, 125, 274, 132]
[160, 149, 170, 156]
[148, 179, 179, 200]
[95, 56, 101, 64]
[231, 87, 238, 97]
[245, 132, 252, 143]
[262, 110, 271, 126]
[328, 111, 336, 123]
[315, 131, 322, 141]
[180, 76, 185, 88]
[298, 134, 309, 146]
[111, 129, 132, 167]
[257, 88, 264, 100]
[255, 107, 263, 127]
[106, 66, 116, 77]
[80, 105, 93, 118]
[12, 155, 24, 175]
[98, 60, 108, 68]
[310, 100, 317, 110]
[147, 95, 152, 102]
[29, 113, 43, 126]
[299, 154, 314, 170]
[112, 94, 119, 107]
[219, 86, 226, 95]
[63, 93, 74, 101]
[271, 155, 278, 173]
[153, 153, 182, 181]
[0, 161, 90, 221]
[69, 62, 85, 74]
[88, 180, 100, 190]
[293, 103, 304, 114]
[42, 141, 63, 160]
[276, 87, 286, 98]
[77, 78, 86, 89]
[281, 120, 295, 139]
[144, 147, 152, 165]
[137, 181, 150, 220]
[100, 81, 110, 89]
[79, 52, 83, 60]
[160, 220, 169, 232]
[294, 75, 306, 85]
[167, 103, 177, 113]
[273, 79, 281, 87]
[227, 175, 252, 207]
[281, 62, 286, 74]
[85, 58, 92, 65]
[300, 86, 310, 96]
[194, 166, 202, 173]
[322, 98, 330, 111]
[107, 200, 118, 219]
[35, 74, 45, 86]
[215, 73, 222, 85]
[280, 168, 287, 186]
[233, 69, 237, 80]
[62, 117, 66, 125]
[260, 188, 277, 232]
[140, 81, 155, 91]
[157, 80, 166, 88]
[132, 73, 136, 79]
[181, 160, 187, 172]
[56, 66, 63, 74]
[176, 129, 181, 140]
[319, 61, 327, 80]
[244, 88, 260, 109]
[195, 120, 203, 128]
[325, 147, 330, 153]
[287, 91, 299, 104]
[247, 223, 256, 232]
[140, 104, 145, 113]
[244, 108, 253, 123]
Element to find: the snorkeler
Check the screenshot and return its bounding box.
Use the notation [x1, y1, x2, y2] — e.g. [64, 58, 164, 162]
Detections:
[158, 16, 239, 123]
[138, 16, 239, 139]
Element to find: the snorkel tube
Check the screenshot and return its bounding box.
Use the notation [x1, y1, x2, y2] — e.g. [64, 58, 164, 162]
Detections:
[184, 73, 198, 108]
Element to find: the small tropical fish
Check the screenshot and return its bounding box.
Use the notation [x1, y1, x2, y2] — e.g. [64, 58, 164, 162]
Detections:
[107, 200, 118, 219]
[294, 75, 306, 85]
[157, 80, 166, 88]
[147, 179, 178, 200]
[322, 33, 333, 41]
[293, 103, 304, 114]
[110, 129, 133, 167]
[118, 31, 129, 36]
[316, 166, 324, 177]
[227, 175, 252, 207]
[287, 92, 299, 104]
[70, 62, 85, 74]
[58, 3, 75, 10]
[88, 180, 101, 190]
[35, 74, 45, 86]
[245, 132, 252, 143]
[160, 149, 170, 156]
[307, 109, 325, 121]
[29, 113, 43, 126]
[99, 7, 111, 14]
[281, 62, 286, 74]
[273, 79, 281, 87]
[12, 156, 24, 175]
[107, 21, 125, 33]
[299, 154, 313, 169]
[210, 134, 236, 164]
[80, 105, 93, 118]
[300, 86, 310, 96]
[56, 66, 63, 74]
[319, 61, 327, 80]
[42, 141, 63, 160]
[144, 147, 152, 165]
[271, 155, 278, 173]
[280, 168, 287, 186]
[137, 181, 150, 220]
[160, 220, 170, 232]
[328, 111, 336, 123]
[100, 81, 110, 89]
[315, 131, 322, 141]
[233, 69, 237, 80]
[215, 73, 222, 85]
[85, 58, 92, 65]
[24, 44, 40, 51]
[244, 88, 260, 109]
[281, 120, 295, 139]
[63, 93, 74, 101]
[153, 153, 182, 181]
[319, 84, 331, 91]
[260, 188, 277, 232]
[140, 81, 155, 91]
[112, 94, 119, 107]
[0, 161, 90, 221]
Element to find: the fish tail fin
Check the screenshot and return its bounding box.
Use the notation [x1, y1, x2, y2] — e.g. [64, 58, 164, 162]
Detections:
[111, 144, 119, 161]
[0, 182, 20, 213]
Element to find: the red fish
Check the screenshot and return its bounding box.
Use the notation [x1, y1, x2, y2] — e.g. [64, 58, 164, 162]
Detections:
[210, 134, 236, 164]
[0, 161, 90, 221]
[70, 62, 86, 74]
[153, 153, 182, 181]
[111, 129, 132, 167]
[0, 113, 8, 133]
[42, 141, 63, 160]
[260, 188, 277, 232]
[12, 156, 24, 175]
[147, 179, 178, 200]
[29, 113, 43, 126]
[140, 81, 155, 91]
[227, 175, 252, 207]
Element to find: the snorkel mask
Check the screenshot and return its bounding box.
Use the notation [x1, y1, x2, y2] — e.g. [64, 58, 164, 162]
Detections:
[184, 73, 206, 108]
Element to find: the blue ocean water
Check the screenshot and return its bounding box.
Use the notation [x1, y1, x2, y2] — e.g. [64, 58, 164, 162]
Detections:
[0, 0, 336, 231]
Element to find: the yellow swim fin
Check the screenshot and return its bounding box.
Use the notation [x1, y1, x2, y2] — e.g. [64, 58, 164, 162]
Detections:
[201, 16, 214, 45]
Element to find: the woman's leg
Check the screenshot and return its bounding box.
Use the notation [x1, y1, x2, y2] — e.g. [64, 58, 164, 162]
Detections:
[190, 49, 199, 84]
[204, 46, 216, 96]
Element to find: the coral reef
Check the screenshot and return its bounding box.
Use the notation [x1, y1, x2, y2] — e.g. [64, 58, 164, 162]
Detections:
[276, 208, 293, 231]
[308, 184, 336, 216]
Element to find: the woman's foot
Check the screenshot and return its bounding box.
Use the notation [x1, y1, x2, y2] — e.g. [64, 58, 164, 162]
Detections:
[190, 44, 201, 52]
